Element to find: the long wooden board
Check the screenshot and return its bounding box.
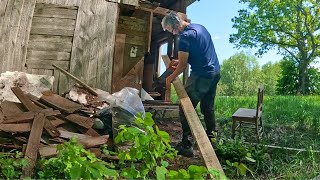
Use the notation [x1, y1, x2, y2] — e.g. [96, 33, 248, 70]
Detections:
[21, 113, 46, 178]
[162, 55, 224, 175]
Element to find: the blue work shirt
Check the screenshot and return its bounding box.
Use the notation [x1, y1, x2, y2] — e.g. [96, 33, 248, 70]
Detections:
[178, 23, 220, 75]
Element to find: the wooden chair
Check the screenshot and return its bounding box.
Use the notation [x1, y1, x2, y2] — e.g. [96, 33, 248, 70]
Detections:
[231, 85, 264, 140]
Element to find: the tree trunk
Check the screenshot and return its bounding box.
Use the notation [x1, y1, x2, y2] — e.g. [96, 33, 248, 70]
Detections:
[298, 57, 308, 95]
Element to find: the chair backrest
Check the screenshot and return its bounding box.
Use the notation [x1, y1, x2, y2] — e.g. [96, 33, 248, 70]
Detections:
[255, 85, 264, 119]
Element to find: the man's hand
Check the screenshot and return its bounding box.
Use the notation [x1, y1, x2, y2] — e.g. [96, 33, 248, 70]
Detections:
[169, 59, 179, 68]
[166, 74, 175, 87]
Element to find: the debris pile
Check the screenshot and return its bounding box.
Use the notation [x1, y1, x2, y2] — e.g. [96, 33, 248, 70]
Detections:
[0, 86, 115, 160]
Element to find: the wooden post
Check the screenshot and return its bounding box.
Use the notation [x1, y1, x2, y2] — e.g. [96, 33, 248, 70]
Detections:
[162, 55, 224, 175]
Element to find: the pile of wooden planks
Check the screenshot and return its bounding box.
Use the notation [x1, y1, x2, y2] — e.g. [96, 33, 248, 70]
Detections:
[0, 87, 112, 178]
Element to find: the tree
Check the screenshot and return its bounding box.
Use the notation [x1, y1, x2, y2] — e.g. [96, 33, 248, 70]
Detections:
[276, 58, 299, 95]
[219, 52, 261, 96]
[230, 0, 320, 95]
[261, 61, 281, 95]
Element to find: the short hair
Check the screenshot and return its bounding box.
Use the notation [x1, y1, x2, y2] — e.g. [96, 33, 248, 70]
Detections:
[161, 11, 182, 31]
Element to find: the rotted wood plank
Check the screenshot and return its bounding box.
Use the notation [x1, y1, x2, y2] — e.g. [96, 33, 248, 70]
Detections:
[162, 55, 224, 175]
[0, 123, 31, 133]
[10, 87, 60, 137]
[39, 91, 83, 113]
[27, 50, 71, 61]
[21, 113, 46, 178]
[0, 101, 25, 116]
[62, 114, 94, 129]
[59, 130, 109, 148]
[26, 60, 69, 70]
[33, 4, 78, 19]
[3, 109, 60, 124]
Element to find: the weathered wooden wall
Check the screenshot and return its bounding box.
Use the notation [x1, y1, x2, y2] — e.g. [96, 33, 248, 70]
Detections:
[112, 10, 152, 93]
[0, 0, 118, 94]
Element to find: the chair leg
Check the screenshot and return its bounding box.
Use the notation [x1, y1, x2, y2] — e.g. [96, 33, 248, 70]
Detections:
[232, 119, 236, 139]
[255, 122, 259, 141]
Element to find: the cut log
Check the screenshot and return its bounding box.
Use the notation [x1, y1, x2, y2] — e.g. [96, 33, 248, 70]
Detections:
[162, 55, 224, 175]
[21, 113, 46, 178]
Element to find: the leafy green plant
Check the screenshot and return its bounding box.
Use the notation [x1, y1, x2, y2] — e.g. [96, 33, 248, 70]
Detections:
[211, 135, 261, 177]
[36, 137, 118, 179]
[0, 151, 27, 179]
[114, 112, 177, 179]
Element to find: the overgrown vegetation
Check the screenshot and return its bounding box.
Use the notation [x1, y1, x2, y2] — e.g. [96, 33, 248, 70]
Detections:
[213, 95, 320, 179]
[0, 151, 27, 179]
[0, 112, 224, 179]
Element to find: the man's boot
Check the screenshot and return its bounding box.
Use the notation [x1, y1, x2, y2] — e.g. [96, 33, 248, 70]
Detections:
[173, 135, 194, 157]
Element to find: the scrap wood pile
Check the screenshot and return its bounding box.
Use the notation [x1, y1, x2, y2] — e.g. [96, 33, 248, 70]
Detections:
[0, 86, 117, 176]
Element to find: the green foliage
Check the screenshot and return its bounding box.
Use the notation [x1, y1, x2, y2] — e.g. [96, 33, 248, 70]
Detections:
[211, 135, 268, 177]
[0, 151, 27, 179]
[37, 137, 118, 179]
[114, 112, 177, 179]
[114, 112, 223, 179]
[261, 61, 281, 95]
[276, 58, 299, 95]
[230, 0, 320, 94]
[219, 52, 262, 96]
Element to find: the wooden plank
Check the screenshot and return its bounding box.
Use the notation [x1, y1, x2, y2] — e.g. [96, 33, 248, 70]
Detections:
[3, 109, 60, 124]
[26, 60, 69, 69]
[39, 144, 58, 158]
[162, 55, 224, 174]
[0, 101, 25, 116]
[112, 34, 126, 92]
[5, 0, 25, 72]
[33, 4, 78, 19]
[39, 91, 83, 113]
[50, 118, 66, 127]
[0, 123, 31, 133]
[21, 113, 46, 178]
[70, 0, 118, 92]
[0, 0, 14, 72]
[32, 16, 76, 27]
[11, 87, 60, 137]
[27, 41, 73, 52]
[52, 64, 98, 95]
[113, 57, 144, 93]
[63, 114, 94, 129]
[27, 50, 71, 61]
[29, 34, 73, 42]
[78, 127, 101, 137]
[30, 27, 74, 36]
[59, 130, 109, 148]
[36, 0, 81, 6]
[13, 0, 37, 72]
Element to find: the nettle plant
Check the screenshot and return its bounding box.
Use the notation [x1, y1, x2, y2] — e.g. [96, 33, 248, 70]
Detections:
[114, 112, 177, 179]
[114, 112, 224, 180]
[0, 151, 27, 179]
[36, 137, 118, 179]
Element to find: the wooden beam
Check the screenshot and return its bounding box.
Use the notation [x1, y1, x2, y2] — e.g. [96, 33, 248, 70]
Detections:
[21, 113, 46, 178]
[52, 64, 98, 96]
[10, 87, 60, 137]
[162, 55, 224, 175]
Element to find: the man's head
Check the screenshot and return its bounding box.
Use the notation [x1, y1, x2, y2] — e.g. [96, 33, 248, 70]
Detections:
[161, 11, 182, 35]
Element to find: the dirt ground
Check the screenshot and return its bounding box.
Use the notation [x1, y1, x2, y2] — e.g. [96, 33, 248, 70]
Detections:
[155, 119, 205, 170]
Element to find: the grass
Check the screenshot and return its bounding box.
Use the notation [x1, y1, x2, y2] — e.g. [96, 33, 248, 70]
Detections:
[172, 92, 320, 179]
[216, 95, 320, 179]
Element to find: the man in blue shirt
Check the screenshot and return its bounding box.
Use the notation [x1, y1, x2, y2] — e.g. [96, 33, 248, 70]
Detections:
[162, 11, 221, 157]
